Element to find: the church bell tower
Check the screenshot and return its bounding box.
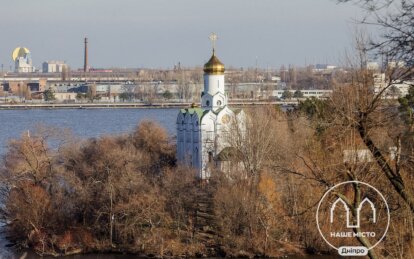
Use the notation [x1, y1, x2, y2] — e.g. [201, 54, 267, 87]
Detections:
[201, 33, 227, 111]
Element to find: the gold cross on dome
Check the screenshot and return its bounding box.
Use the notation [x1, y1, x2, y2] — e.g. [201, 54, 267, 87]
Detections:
[209, 32, 218, 52]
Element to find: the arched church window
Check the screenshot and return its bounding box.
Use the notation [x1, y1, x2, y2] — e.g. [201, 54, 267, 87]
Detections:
[217, 100, 222, 106]
[206, 100, 210, 106]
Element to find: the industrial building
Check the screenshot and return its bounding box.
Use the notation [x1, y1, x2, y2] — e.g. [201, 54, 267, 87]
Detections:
[42, 61, 67, 73]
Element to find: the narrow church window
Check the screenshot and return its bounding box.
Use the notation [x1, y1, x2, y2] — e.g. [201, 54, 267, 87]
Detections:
[208, 151, 213, 163]
[206, 100, 210, 106]
[217, 100, 222, 106]
[194, 147, 199, 165]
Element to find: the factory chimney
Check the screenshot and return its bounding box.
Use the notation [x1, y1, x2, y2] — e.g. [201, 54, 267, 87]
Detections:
[84, 37, 89, 72]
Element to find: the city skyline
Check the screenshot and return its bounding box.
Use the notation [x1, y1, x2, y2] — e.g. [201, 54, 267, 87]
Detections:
[0, 0, 366, 69]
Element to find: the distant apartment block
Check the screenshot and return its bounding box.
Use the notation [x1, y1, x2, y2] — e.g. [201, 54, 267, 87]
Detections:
[373, 72, 413, 97]
[312, 64, 337, 72]
[366, 62, 380, 71]
[42, 61, 66, 73]
[271, 89, 332, 99]
[388, 61, 406, 69]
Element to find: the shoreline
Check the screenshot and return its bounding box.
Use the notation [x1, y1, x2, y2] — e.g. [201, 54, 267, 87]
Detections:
[0, 101, 298, 110]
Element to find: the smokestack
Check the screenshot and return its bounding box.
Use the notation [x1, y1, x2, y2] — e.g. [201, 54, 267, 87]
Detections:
[84, 37, 89, 72]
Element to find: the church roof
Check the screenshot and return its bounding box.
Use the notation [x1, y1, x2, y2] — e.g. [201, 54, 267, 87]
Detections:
[229, 108, 242, 115]
[213, 106, 225, 115]
[179, 107, 209, 122]
[213, 106, 243, 116]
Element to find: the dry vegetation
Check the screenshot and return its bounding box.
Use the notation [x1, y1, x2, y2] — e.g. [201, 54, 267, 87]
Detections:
[0, 79, 413, 257]
[1, 43, 414, 258]
[0, 83, 411, 258]
[1, 47, 414, 258]
[1, 1, 413, 257]
[0, 121, 197, 256]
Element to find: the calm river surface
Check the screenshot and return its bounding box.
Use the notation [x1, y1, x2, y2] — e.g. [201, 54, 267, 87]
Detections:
[0, 108, 338, 258]
[0, 108, 178, 156]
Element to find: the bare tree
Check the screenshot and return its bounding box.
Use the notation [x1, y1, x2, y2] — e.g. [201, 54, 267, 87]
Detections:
[339, 0, 414, 74]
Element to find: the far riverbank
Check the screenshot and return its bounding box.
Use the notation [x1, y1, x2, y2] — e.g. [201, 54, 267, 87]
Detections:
[0, 101, 298, 110]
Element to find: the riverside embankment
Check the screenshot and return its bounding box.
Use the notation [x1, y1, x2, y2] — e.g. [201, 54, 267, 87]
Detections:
[0, 100, 298, 110]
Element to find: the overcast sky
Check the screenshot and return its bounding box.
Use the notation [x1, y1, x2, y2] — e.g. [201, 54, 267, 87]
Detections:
[0, 0, 366, 70]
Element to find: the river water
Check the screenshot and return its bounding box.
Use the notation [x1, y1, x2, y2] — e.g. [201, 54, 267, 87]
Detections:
[0, 108, 338, 258]
[0, 108, 178, 156]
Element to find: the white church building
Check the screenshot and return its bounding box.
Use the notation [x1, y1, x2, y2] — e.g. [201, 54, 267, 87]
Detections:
[176, 46, 245, 179]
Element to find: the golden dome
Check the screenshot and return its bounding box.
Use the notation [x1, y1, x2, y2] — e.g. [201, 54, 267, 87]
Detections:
[12, 47, 30, 61]
[203, 50, 225, 75]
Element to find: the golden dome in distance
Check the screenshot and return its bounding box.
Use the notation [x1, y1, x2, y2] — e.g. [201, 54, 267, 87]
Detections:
[12, 47, 30, 61]
[203, 50, 225, 75]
